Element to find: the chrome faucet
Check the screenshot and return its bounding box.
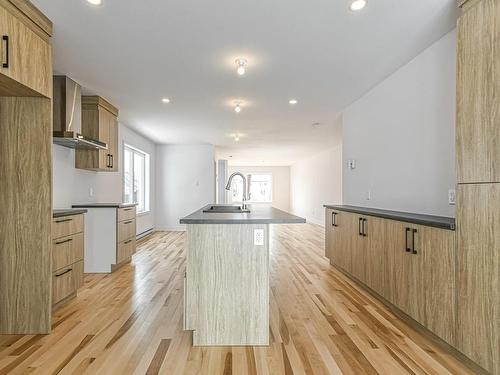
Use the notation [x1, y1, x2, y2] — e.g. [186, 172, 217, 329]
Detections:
[225, 172, 251, 209]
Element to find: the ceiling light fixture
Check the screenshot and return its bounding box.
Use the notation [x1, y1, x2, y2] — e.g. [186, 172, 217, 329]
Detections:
[235, 58, 247, 76]
[289, 99, 298, 105]
[234, 135, 240, 142]
[234, 103, 242, 113]
[349, 0, 367, 11]
[161, 98, 170, 103]
[86, 0, 103, 6]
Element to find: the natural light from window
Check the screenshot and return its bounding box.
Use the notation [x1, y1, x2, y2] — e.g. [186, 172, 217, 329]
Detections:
[230, 173, 272, 203]
[123, 144, 150, 214]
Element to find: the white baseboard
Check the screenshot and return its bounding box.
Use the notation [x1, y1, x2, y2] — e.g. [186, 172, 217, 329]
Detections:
[155, 225, 186, 232]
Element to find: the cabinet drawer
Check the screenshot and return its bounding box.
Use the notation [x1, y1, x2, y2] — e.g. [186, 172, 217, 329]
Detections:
[52, 214, 84, 239]
[52, 232, 84, 271]
[117, 218, 136, 243]
[52, 260, 83, 305]
[117, 238, 136, 264]
[117, 206, 136, 222]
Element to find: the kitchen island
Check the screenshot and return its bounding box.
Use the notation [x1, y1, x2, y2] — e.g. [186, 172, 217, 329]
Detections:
[180, 204, 305, 346]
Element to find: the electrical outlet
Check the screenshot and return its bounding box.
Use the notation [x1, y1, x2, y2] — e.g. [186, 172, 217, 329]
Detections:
[254, 229, 264, 246]
[347, 159, 356, 170]
[365, 190, 372, 201]
[88, 187, 94, 197]
[448, 189, 456, 205]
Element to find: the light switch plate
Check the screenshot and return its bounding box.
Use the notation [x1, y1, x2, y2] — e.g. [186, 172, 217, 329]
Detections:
[254, 229, 264, 246]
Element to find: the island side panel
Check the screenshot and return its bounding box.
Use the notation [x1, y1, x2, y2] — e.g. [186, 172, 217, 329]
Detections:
[185, 223, 270, 346]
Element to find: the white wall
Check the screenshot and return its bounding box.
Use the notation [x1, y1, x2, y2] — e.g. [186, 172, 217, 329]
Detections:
[290, 145, 343, 226]
[343, 30, 456, 217]
[53, 124, 156, 235]
[155, 144, 215, 230]
[227, 166, 291, 212]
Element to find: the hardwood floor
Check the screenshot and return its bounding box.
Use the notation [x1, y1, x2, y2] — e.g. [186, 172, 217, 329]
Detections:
[0, 224, 480, 374]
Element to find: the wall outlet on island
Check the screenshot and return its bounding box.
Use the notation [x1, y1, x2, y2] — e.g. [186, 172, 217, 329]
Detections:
[88, 187, 94, 197]
[254, 229, 264, 246]
[448, 189, 456, 205]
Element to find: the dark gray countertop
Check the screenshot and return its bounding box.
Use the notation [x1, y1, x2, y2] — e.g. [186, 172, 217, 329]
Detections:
[180, 204, 306, 224]
[324, 205, 455, 230]
[72, 203, 137, 208]
[53, 208, 88, 218]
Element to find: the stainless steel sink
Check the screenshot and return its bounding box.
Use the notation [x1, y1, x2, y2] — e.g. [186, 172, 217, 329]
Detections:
[203, 204, 251, 213]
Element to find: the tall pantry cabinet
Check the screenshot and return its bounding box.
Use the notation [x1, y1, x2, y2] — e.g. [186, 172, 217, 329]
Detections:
[0, 0, 53, 334]
[456, 0, 499, 374]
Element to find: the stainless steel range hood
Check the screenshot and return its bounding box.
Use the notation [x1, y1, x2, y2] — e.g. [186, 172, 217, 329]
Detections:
[52, 76, 108, 150]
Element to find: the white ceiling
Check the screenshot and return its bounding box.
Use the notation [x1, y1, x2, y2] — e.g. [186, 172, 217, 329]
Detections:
[33, 0, 458, 166]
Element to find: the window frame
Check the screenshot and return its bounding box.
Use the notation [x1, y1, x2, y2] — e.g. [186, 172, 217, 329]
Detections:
[123, 143, 151, 215]
[229, 172, 273, 204]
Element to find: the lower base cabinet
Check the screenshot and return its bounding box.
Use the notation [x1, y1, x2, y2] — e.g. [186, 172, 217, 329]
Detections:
[325, 209, 456, 346]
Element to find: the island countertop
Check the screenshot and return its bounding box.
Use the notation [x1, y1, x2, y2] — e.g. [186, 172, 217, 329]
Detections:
[180, 204, 306, 224]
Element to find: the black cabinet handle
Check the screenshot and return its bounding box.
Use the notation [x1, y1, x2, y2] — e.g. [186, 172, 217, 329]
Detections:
[2, 35, 9, 68]
[362, 219, 367, 237]
[124, 220, 133, 225]
[55, 268, 73, 277]
[332, 212, 338, 227]
[124, 239, 132, 244]
[123, 208, 133, 211]
[110, 154, 114, 168]
[405, 227, 411, 252]
[412, 229, 418, 254]
[358, 218, 363, 236]
[55, 218, 73, 224]
[55, 238, 73, 245]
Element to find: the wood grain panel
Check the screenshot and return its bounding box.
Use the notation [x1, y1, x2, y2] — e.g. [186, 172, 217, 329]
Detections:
[117, 219, 136, 243]
[456, 0, 500, 183]
[457, 183, 500, 374]
[52, 214, 84, 239]
[52, 260, 83, 305]
[52, 232, 84, 272]
[349, 214, 367, 283]
[0, 228, 484, 374]
[0, 3, 52, 97]
[0, 0, 52, 39]
[0, 97, 51, 334]
[365, 216, 388, 298]
[116, 238, 136, 265]
[186, 224, 269, 346]
[412, 225, 456, 345]
[118, 206, 136, 222]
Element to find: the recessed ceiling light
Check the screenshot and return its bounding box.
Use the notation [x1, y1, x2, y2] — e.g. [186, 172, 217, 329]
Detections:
[86, 0, 102, 5]
[289, 99, 298, 105]
[234, 135, 240, 142]
[349, 0, 367, 11]
[235, 58, 247, 76]
[161, 98, 170, 103]
[234, 103, 242, 113]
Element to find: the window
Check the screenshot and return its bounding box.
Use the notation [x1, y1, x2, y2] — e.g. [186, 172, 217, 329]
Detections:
[123, 144, 150, 213]
[229, 173, 273, 203]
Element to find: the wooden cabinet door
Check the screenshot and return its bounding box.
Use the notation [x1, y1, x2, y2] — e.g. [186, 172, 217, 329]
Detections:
[387, 221, 413, 313]
[365, 217, 388, 298]
[98, 109, 110, 170]
[325, 210, 350, 272]
[349, 214, 367, 283]
[108, 114, 119, 171]
[412, 225, 456, 345]
[325, 209, 334, 260]
[0, 5, 51, 97]
[456, 0, 500, 183]
[457, 183, 500, 374]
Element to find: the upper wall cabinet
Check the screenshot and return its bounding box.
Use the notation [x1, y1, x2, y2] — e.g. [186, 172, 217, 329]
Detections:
[456, 0, 500, 183]
[0, 0, 52, 97]
[76, 96, 119, 172]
